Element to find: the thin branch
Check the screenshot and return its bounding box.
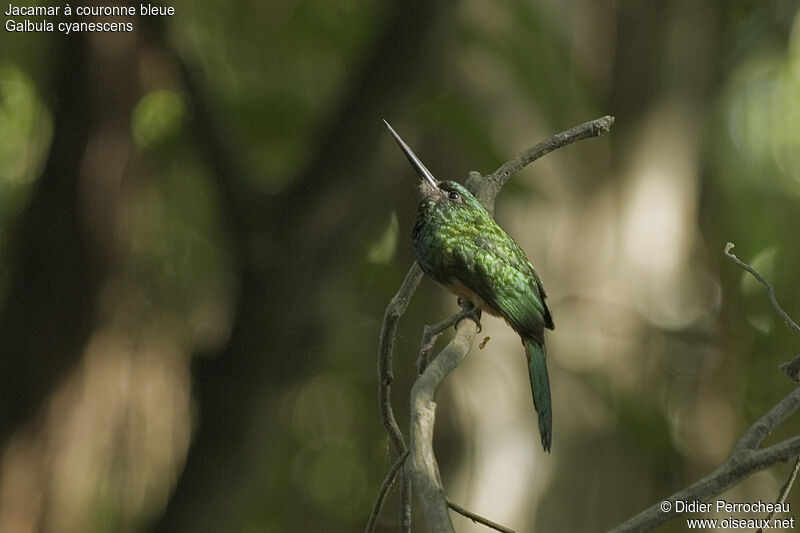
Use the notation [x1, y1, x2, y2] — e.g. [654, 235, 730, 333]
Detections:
[417, 311, 463, 375]
[729, 241, 800, 533]
[468, 115, 615, 214]
[756, 457, 800, 533]
[724, 243, 800, 337]
[777, 457, 800, 505]
[379, 262, 424, 455]
[491, 115, 615, 184]
[377, 263, 422, 532]
[365, 450, 409, 533]
[734, 377, 800, 452]
[418, 304, 481, 375]
[447, 498, 517, 533]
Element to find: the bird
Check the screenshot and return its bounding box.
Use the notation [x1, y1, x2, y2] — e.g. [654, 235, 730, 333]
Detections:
[384, 120, 555, 451]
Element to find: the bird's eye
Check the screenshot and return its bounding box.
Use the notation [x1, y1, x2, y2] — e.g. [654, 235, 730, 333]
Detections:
[448, 191, 461, 201]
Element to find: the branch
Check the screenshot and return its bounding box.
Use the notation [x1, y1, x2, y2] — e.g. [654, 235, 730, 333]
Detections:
[418, 305, 482, 375]
[724, 243, 800, 337]
[469, 115, 615, 214]
[365, 450, 409, 533]
[609, 243, 800, 532]
[447, 498, 518, 533]
[378, 262, 424, 455]
[406, 318, 480, 533]
[756, 457, 800, 533]
[376, 264, 422, 533]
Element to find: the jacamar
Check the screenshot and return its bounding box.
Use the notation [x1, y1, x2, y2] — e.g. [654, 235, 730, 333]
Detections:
[385, 120, 555, 451]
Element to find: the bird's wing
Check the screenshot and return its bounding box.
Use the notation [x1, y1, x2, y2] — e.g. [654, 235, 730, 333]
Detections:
[454, 232, 553, 342]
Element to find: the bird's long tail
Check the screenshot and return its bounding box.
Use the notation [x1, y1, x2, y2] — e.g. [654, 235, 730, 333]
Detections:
[525, 339, 552, 452]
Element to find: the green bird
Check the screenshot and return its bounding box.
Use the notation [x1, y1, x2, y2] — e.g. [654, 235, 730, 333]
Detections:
[385, 120, 555, 451]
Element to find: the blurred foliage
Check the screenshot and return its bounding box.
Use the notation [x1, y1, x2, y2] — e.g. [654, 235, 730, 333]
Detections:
[0, 63, 52, 299]
[0, 64, 51, 185]
[173, 0, 388, 192]
[1, 0, 800, 532]
[367, 213, 399, 264]
[132, 90, 187, 149]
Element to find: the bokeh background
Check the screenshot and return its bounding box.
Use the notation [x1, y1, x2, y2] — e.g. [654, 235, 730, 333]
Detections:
[1, 0, 800, 531]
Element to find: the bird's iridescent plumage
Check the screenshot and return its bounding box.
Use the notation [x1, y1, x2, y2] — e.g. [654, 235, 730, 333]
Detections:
[385, 121, 555, 451]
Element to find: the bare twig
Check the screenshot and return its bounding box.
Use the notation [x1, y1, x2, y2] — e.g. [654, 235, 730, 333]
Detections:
[377, 263, 422, 532]
[775, 457, 800, 505]
[447, 498, 518, 533]
[417, 311, 464, 375]
[610, 243, 800, 532]
[418, 304, 481, 375]
[724, 243, 800, 337]
[365, 450, 409, 533]
[725, 242, 800, 533]
[491, 115, 615, 184]
[378, 262, 424, 455]
[755, 457, 800, 533]
[468, 115, 615, 214]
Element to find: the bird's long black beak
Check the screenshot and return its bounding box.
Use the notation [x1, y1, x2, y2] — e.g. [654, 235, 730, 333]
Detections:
[383, 119, 439, 190]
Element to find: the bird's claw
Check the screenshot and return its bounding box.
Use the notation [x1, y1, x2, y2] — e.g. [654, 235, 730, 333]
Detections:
[454, 302, 482, 332]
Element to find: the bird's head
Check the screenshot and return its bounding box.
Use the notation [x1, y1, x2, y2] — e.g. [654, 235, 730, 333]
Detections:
[383, 120, 483, 214]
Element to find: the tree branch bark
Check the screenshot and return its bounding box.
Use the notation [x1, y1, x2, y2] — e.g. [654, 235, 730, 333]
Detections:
[447, 497, 517, 533]
[407, 317, 478, 533]
[378, 263, 423, 456]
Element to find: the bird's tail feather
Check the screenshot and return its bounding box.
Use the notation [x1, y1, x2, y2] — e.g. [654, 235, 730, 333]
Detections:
[526, 339, 552, 452]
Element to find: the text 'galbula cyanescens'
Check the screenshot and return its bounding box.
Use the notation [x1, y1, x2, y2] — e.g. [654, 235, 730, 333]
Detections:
[385, 120, 555, 451]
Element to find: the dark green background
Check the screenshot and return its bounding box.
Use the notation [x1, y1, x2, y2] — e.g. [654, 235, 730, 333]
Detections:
[1, 0, 799, 531]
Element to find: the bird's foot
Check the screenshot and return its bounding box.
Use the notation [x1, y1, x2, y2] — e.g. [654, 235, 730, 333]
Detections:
[417, 302, 483, 374]
[455, 298, 482, 332]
